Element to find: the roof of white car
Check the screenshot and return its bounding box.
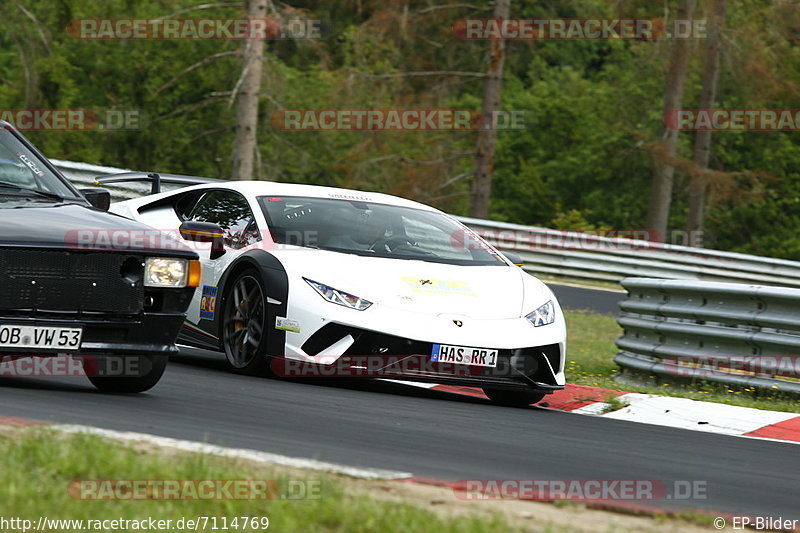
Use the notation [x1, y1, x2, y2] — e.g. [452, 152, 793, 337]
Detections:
[182, 180, 441, 212]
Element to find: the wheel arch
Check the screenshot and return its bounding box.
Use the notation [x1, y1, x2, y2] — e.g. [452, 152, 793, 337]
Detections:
[215, 250, 290, 358]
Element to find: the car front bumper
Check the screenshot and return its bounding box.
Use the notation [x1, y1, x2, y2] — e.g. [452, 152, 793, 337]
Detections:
[278, 323, 566, 394]
[0, 312, 186, 357]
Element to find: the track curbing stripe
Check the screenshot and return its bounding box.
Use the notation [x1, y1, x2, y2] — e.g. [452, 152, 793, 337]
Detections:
[743, 416, 800, 443]
[401, 381, 800, 445]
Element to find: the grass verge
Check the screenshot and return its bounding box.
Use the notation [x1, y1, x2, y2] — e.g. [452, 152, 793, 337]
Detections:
[564, 309, 800, 414]
[0, 428, 513, 533]
[0, 427, 719, 533]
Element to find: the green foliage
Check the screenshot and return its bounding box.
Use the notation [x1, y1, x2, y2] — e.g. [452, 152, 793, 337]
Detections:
[1, 0, 799, 258]
[550, 209, 596, 231]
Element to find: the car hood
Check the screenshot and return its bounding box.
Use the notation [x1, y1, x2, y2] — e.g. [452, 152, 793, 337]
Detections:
[277, 248, 549, 320]
[0, 203, 196, 257]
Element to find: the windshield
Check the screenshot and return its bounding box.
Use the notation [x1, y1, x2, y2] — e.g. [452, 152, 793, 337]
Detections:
[0, 126, 78, 200]
[259, 195, 507, 266]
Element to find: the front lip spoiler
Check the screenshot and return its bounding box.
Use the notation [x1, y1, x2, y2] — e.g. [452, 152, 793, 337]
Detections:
[370, 371, 564, 393]
[275, 358, 564, 393]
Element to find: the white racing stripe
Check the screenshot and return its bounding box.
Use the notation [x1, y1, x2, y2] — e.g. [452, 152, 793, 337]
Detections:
[53, 424, 413, 480]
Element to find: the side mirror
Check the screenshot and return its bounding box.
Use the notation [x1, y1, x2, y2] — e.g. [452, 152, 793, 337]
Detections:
[179, 221, 226, 259]
[79, 188, 111, 211]
[503, 251, 524, 267]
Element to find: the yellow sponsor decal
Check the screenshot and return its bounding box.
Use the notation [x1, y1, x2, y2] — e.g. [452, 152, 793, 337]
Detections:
[401, 277, 475, 296]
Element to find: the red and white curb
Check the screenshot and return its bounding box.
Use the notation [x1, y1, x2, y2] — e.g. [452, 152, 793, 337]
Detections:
[385, 381, 800, 444]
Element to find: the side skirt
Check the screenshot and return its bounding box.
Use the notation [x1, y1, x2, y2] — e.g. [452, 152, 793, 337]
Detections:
[178, 323, 221, 352]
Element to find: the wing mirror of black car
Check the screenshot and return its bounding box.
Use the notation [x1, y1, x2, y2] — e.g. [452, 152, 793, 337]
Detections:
[79, 188, 111, 211]
[179, 221, 226, 259]
[503, 251, 525, 267]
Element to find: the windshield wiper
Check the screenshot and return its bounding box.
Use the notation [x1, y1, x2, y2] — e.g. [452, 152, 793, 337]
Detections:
[0, 182, 66, 202]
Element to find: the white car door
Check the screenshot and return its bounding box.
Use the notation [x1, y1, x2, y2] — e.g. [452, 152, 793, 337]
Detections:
[176, 189, 262, 329]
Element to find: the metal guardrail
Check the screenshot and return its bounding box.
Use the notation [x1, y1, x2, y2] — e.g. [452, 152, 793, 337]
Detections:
[615, 277, 800, 394]
[53, 159, 800, 288]
[459, 217, 800, 288]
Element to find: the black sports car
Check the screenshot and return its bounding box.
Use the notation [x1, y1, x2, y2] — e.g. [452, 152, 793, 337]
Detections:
[0, 121, 200, 392]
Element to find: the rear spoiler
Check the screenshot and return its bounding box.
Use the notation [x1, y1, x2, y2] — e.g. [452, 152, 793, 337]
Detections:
[95, 172, 224, 194]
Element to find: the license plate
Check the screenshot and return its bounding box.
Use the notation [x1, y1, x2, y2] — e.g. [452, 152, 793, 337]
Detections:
[0, 325, 83, 351]
[431, 343, 498, 367]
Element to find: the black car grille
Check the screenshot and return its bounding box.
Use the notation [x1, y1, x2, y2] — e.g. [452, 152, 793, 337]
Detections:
[0, 249, 143, 314]
[301, 323, 561, 386]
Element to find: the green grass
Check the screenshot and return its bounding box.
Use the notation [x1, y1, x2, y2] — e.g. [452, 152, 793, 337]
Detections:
[599, 395, 630, 414]
[563, 309, 800, 414]
[0, 429, 519, 533]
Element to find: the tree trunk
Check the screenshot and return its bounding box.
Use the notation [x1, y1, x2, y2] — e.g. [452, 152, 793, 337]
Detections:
[469, 0, 509, 219]
[231, 0, 267, 180]
[646, 0, 696, 241]
[686, 0, 726, 246]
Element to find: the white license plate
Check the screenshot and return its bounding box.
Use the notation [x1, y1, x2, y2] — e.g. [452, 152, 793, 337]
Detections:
[0, 325, 83, 351]
[431, 343, 498, 367]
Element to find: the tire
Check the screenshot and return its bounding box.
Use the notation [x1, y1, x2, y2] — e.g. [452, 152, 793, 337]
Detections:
[483, 388, 546, 407]
[87, 354, 168, 393]
[221, 269, 271, 376]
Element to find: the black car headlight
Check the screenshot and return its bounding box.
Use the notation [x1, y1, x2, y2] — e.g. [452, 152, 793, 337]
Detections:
[304, 278, 373, 311]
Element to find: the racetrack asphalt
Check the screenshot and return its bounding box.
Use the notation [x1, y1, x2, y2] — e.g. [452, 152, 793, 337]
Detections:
[546, 283, 623, 315]
[2, 286, 798, 519]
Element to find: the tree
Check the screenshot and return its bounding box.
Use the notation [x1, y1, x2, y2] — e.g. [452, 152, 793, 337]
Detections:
[231, 0, 268, 180]
[469, 0, 509, 219]
[4, 0, 800, 260]
[686, 0, 726, 246]
[646, 0, 696, 241]
[0, 0, 51, 110]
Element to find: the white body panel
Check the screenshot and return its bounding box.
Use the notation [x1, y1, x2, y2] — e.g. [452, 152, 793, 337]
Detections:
[110, 181, 567, 388]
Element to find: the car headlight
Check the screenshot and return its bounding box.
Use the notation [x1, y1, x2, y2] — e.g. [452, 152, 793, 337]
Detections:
[304, 278, 372, 311]
[144, 257, 193, 288]
[525, 300, 556, 327]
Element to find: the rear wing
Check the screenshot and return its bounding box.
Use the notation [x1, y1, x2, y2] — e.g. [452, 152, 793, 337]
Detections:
[95, 172, 224, 194]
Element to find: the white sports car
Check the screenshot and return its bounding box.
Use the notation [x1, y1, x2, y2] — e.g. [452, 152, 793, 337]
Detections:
[101, 173, 566, 405]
